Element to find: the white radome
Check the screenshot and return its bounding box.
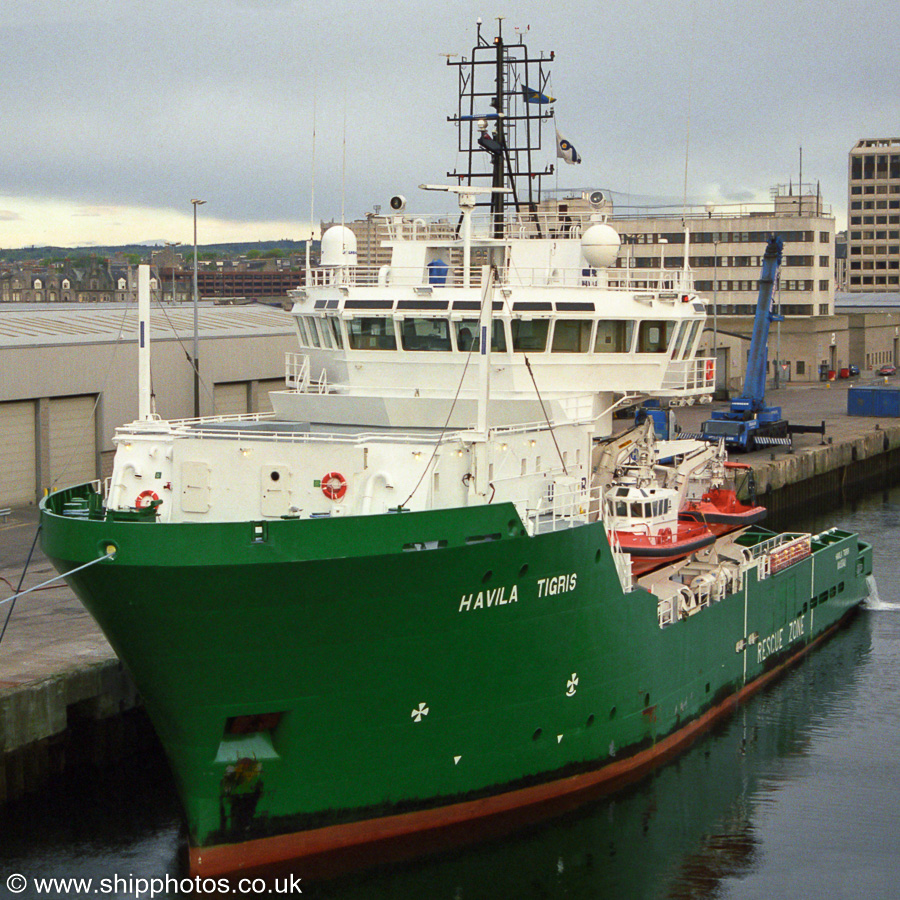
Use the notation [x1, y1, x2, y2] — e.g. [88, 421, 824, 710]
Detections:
[320, 226, 358, 267]
[581, 222, 621, 269]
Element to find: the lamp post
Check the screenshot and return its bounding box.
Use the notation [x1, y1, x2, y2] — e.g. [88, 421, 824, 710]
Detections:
[191, 199, 206, 417]
[658, 238, 668, 290]
[713, 238, 719, 389]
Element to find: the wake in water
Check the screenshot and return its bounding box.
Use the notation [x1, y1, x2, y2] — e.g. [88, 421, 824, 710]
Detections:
[863, 575, 900, 610]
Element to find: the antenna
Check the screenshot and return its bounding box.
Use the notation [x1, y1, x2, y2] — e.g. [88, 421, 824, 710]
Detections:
[341, 84, 347, 229]
[307, 86, 317, 283]
[446, 24, 554, 216]
[682, 0, 698, 216]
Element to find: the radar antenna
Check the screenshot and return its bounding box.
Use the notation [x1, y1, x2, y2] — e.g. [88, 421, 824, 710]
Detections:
[446, 24, 555, 235]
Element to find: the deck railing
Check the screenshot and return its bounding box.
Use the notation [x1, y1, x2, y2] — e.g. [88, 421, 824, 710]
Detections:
[660, 357, 716, 395]
[285, 352, 329, 393]
[301, 263, 696, 294]
[521, 479, 634, 593]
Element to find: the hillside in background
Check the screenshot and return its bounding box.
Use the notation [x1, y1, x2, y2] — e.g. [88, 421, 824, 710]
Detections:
[1, 239, 312, 264]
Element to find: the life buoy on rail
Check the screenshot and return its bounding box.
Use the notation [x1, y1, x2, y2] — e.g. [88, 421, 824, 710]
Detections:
[321, 472, 348, 501]
[135, 490, 160, 509]
[705, 359, 715, 382]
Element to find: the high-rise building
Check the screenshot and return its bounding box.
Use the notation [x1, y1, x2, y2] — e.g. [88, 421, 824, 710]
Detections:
[847, 138, 900, 291]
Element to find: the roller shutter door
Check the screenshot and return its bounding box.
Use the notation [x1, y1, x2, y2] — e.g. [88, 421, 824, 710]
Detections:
[0, 401, 36, 506]
[213, 382, 248, 416]
[49, 395, 97, 492]
[257, 379, 285, 414]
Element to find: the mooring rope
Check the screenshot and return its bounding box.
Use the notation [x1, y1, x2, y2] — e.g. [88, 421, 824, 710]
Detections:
[0, 523, 42, 646]
[0, 551, 115, 610]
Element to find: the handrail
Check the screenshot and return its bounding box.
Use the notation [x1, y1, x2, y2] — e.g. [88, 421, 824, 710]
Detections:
[302, 263, 696, 293]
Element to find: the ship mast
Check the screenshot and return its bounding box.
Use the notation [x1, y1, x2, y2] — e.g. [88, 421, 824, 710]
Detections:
[490, 21, 506, 237]
[446, 19, 555, 228]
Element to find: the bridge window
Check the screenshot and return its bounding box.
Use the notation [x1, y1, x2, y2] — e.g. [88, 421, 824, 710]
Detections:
[681, 320, 702, 357]
[296, 316, 312, 346]
[325, 316, 344, 349]
[455, 320, 507, 352]
[594, 320, 634, 353]
[637, 320, 676, 353]
[670, 322, 691, 358]
[511, 319, 549, 352]
[305, 316, 322, 348]
[400, 318, 451, 351]
[551, 320, 593, 352]
[347, 317, 397, 350]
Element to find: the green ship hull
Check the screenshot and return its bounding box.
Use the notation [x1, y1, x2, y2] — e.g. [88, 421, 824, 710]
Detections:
[40, 484, 872, 877]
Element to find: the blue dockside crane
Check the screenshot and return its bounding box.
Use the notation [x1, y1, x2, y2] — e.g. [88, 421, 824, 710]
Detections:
[692, 235, 823, 452]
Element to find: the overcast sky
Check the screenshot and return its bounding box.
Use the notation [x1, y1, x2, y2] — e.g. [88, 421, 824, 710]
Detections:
[1, 0, 896, 248]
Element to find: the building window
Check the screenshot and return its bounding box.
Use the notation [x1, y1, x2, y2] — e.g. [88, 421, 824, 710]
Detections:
[797, 361, 806, 375]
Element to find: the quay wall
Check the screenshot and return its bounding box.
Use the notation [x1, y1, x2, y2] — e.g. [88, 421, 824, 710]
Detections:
[750, 423, 900, 518]
[0, 658, 151, 803]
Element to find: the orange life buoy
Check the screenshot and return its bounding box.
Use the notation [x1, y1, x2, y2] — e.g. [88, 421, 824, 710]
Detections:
[135, 489, 160, 509]
[321, 472, 347, 501]
[705, 359, 715, 382]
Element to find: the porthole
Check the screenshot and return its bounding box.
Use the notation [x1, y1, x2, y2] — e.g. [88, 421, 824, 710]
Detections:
[270, 471, 281, 482]
[609, 706, 617, 720]
[586, 714, 595, 728]
[519, 563, 529, 577]
[482, 570, 493, 584]
[595, 548, 603, 562]
[532, 728, 543, 741]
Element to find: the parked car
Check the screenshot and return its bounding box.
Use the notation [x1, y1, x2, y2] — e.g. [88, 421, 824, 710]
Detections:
[848, 364, 860, 377]
[877, 364, 897, 376]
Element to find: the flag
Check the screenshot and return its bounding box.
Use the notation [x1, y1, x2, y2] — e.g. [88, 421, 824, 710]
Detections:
[556, 129, 581, 165]
[522, 85, 555, 104]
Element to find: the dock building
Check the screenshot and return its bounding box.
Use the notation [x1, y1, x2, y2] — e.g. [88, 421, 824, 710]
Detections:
[0, 303, 295, 508]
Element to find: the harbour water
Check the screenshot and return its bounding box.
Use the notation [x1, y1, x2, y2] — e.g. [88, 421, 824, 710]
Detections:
[2, 488, 899, 900]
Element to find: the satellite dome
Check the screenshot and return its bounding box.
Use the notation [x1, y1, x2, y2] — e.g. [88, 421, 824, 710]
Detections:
[320, 226, 358, 267]
[581, 223, 620, 268]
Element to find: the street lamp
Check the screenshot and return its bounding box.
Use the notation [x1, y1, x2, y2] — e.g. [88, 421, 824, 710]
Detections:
[191, 199, 206, 418]
[712, 238, 719, 386]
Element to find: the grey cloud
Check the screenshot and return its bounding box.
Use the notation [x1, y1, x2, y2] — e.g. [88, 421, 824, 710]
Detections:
[1, 0, 897, 240]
